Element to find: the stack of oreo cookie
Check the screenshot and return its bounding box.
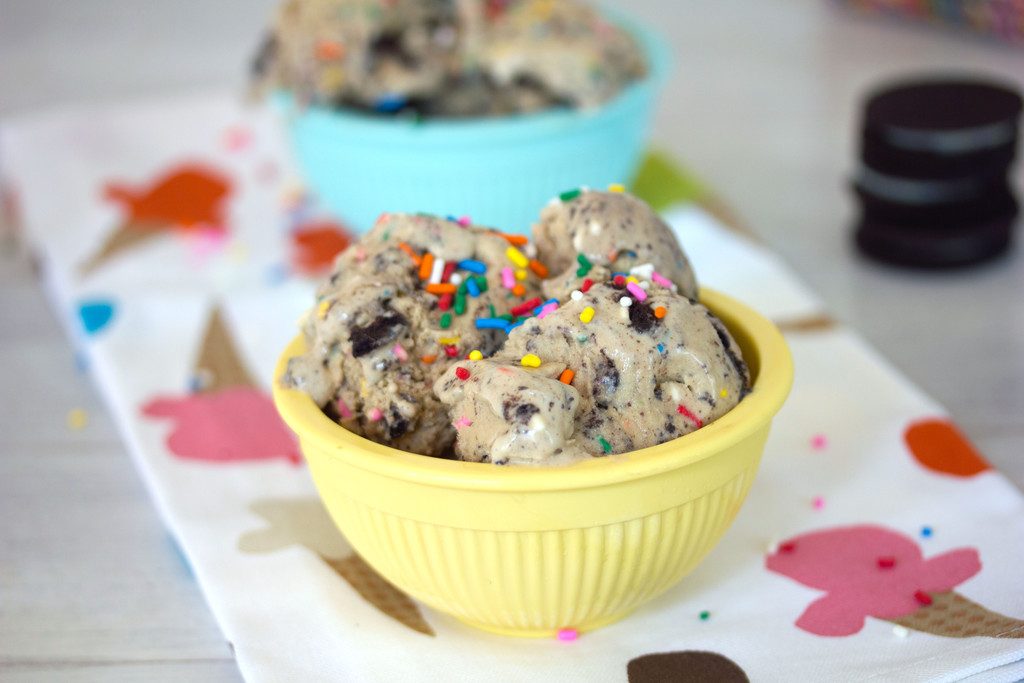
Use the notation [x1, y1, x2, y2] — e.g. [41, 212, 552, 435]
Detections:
[853, 77, 1022, 267]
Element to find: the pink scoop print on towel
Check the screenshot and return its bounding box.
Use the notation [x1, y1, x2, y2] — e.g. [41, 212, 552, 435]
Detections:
[766, 525, 1024, 639]
[142, 305, 300, 465]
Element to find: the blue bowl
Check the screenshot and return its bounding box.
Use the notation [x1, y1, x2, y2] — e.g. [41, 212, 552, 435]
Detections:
[274, 16, 670, 234]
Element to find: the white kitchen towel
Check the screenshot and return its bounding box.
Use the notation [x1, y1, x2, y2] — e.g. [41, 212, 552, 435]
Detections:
[3, 92, 1022, 683]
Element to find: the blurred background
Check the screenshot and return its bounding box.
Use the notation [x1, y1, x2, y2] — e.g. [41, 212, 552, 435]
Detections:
[2, 1, 1023, 679]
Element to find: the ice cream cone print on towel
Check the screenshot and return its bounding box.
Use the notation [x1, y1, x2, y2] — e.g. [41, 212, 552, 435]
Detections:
[238, 497, 434, 636]
[141, 305, 300, 465]
[904, 418, 992, 477]
[766, 525, 1023, 638]
[80, 163, 232, 275]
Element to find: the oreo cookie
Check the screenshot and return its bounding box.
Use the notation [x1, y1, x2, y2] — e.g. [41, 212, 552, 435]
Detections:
[852, 75, 1021, 267]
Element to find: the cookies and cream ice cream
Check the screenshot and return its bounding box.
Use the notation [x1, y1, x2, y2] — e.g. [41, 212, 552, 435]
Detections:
[254, 0, 647, 116]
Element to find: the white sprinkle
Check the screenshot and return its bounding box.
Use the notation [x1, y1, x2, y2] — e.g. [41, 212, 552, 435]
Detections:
[570, 290, 584, 301]
[589, 220, 602, 235]
[451, 273, 463, 285]
[629, 263, 655, 279]
[893, 625, 909, 639]
[619, 296, 633, 307]
[429, 257, 445, 284]
[639, 280, 650, 290]
[524, 243, 538, 258]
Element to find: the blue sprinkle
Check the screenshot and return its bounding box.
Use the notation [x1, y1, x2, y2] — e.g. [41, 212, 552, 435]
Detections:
[657, 343, 665, 353]
[921, 526, 933, 538]
[466, 277, 481, 297]
[474, 318, 507, 330]
[458, 259, 487, 274]
[78, 300, 116, 336]
[612, 272, 627, 278]
[446, 215, 459, 223]
[533, 298, 558, 315]
[374, 94, 407, 113]
[505, 320, 526, 333]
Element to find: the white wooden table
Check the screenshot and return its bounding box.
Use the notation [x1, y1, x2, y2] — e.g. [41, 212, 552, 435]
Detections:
[2, 1, 1022, 680]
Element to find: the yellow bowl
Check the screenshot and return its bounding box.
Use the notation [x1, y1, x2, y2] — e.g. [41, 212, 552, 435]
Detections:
[273, 288, 793, 637]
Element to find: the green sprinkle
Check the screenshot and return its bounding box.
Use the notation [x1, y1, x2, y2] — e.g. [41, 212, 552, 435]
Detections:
[489, 303, 497, 318]
[475, 275, 489, 293]
[598, 436, 612, 454]
[577, 334, 589, 343]
[699, 610, 710, 621]
[381, 231, 391, 242]
[458, 280, 468, 294]
[454, 293, 466, 316]
[439, 313, 452, 329]
[576, 253, 592, 268]
[499, 313, 515, 322]
[559, 188, 581, 202]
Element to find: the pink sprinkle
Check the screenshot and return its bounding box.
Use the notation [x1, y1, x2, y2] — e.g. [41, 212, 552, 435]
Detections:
[336, 399, 353, 419]
[501, 267, 516, 290]
[454, 416, 473, 429]
[625, 281, 647, 302]
[810, 433, 828, 450]
[812, 496, 825, 510]
[368, 408, 384, 422]
[457, 215, 472, 227]
[651, 271, 673, 288]
[556, 628, 578, 642]
[392, 344, 408, 362]
[354, 247, 368, 262]
[222, 125, 253, 152]
[537, 302, 559, 319]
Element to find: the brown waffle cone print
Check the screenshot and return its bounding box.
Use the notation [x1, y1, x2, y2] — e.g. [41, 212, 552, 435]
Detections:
[81, 163, 232, 276]
[238, 497, 435, 636]
[888, 591, 1024, 639]
[193, 305, 257, 392]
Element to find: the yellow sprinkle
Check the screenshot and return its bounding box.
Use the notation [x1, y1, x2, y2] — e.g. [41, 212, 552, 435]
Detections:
[520, 354, 541, 368]
[607, 183, 626, 193]
[720, 388, 729, 398]
[66, 408, 88, 431]
[515, 269, 528, 281]
[579, 306, 595, 323]
[506, 246, 529, 268]
[316, 300, 331, 319]
[360, 379, 369, 398]
[626, 276, 639, 284]
[438, 336, 461, 345]
[468, 350, 483, 361]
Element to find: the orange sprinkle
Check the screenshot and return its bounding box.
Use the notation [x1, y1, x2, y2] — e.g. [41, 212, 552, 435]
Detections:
[315, 40, 345, 61]
[398, 242, 421, 265]
[528, 259, 549, 278]
[512, 283, 526, 297]
[419, 252, 434, 280]
[654, 306, 667, 319]
[499, 233, 529, 246]
[425, 283, 457, 295]
[558, 369, 575, 385]
[420, 355, 437, 365]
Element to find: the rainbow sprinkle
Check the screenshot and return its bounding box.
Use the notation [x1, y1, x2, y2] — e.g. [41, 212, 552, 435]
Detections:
[676, 404, 703, 428]
[474, 318, 507, 330]
[458, 259, 486, 274]
[501, 267, 515, 289]
[537, 302, 558, 319]
[391, 344, 408, 362]
[336, 399, 353, 419]
[520, 354, 541, 368]
[368, 407, 384, 422]
[598, 436, 612, 454]
[468, 350, 483, 361]
[576, 253, 592, 277]
[557, 628, 579, 642]
[559, 188, 581, 202]
[625, 282, 647, 302]
[466, 277, 481, 297]
[506, 246, 529, 268]
[579, 306, 595, 323]
[607, 183, 625, 193]
[439, 313, 452, 329]
[651, 271, 673, 289]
